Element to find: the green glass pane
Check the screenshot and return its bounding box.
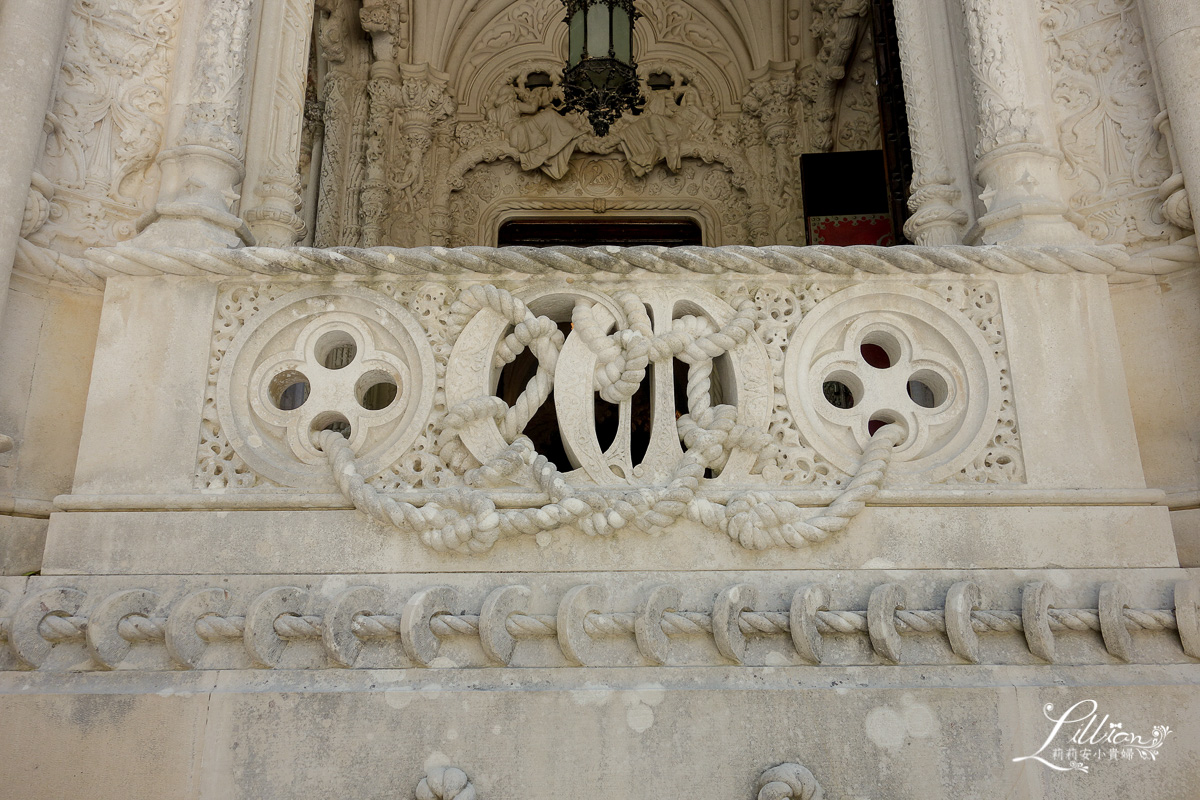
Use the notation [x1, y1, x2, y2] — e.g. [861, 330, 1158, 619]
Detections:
[569, 10, 584, 66]
[586, 3, 609, 59]
[613, 6, 631, 63]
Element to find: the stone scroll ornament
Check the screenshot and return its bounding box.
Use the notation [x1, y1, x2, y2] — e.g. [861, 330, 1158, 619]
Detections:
[301, 282, 908, 554]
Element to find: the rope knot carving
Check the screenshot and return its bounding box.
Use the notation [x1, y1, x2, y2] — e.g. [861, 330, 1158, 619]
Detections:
[318, 286, 904, 554]
[755, 763, 825, 800]
[416, 766, 477, 800]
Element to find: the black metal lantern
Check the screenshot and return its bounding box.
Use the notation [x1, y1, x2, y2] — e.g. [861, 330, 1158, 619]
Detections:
[560, 0, 643, 136]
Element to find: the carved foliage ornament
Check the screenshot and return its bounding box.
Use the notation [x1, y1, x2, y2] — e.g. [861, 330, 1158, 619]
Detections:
[33, 0, 183, 250]
[1040, 0, 1177, 250]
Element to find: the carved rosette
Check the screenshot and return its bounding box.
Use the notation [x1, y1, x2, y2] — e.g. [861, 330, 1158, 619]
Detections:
[215, 285, 436, 487]
[784, 284, 1003, 483]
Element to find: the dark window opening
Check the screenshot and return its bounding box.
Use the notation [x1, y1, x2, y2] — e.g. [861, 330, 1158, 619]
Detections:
[495, 320, 575, 474]
[498, 218, 702, 248]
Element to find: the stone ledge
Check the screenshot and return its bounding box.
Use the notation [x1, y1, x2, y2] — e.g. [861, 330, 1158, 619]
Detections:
[40, 506, 1181, 575]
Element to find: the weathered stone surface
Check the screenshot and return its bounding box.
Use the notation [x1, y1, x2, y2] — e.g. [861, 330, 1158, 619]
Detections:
[0, 0, 1197, 795]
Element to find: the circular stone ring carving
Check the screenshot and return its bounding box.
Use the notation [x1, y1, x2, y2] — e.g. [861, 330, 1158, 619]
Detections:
[784, 284, 1001, 482]
[217, 286, 436, 487]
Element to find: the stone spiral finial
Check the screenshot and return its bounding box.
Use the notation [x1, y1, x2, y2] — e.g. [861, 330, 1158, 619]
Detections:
[416, 766, 477, 800]
[755, 763, 824, 800]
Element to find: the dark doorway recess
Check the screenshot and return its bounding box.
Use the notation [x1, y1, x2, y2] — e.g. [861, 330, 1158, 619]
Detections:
[870, 0, 915, 244]
[498, 218, 703, 247]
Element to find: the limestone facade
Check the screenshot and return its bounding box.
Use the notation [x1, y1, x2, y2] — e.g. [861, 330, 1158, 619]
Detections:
[0, 0, 1198, 797]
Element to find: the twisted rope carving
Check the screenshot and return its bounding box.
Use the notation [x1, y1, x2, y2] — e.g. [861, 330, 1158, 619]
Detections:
[116, 615, 166, 643]
[321, 284, 902, 553]
[15, 241, 1160, 291]
[2, 581, 1193, 670]
[38, 615, 87, 643]
[228, 605, 1182, 646]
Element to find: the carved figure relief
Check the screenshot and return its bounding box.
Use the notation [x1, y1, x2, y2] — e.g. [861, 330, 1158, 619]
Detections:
[303, 1, 884, 248]
[31, 0, 182, 252]
[1040, 0, 1179, 250]
[800, 0, 880, 153]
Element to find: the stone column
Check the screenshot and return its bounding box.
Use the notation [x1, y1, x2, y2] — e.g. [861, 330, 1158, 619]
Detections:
[241, 0, 316, 247]
[1137, 0, 1200, 232]
[0, 0, 73, 326]
[957, 0, 1089, 245]
[134, 0, 260, 249]
[892, 0, 970, 245]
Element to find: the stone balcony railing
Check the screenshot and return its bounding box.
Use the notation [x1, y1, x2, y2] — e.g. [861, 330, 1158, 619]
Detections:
[25, 243, 1174, 576]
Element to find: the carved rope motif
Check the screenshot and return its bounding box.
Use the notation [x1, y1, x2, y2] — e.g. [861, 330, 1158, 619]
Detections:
[2, 580, 1195, 670]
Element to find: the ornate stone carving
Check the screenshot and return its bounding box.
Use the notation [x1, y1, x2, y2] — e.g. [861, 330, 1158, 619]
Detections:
[783, 284, 1005, 483]
[213, 285, 437, 487]
[1041, 0, 1179, 251]
[179, 0, 257, 157]
[195, 268, 1025, 524]
[960, 0, 1038, 155]
[308, 5, 822, 247]
[959, 0, 1090, 245]
[3, 577, 1194, 670]
[133, 0, 261, 248]
[31, 0, 182, 252]
[363, 63, 456, 246]
[313, 0, 371, 247]
[800, 0, 874, 153]
[755, 763, 825, 800]
[447, 156, 751, 247]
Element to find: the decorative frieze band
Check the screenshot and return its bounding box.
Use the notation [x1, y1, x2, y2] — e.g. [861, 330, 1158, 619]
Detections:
[2, 579, 1195, 671]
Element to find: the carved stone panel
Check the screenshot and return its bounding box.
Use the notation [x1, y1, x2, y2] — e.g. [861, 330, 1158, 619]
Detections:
[31, 0, 183, 253]
[1041, 0, 1180, 251]
[195, 274, 1024, 493]
[210, 285, 436, 487]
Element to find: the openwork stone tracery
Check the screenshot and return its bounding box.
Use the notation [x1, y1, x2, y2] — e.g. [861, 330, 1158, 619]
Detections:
[198, 250, 1025, 554]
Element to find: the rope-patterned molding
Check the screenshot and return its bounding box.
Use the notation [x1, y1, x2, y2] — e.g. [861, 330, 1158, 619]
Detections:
[1, 580, 1195, 671]
[11, 237, 1185, 291]
[407, 762, 826, 800]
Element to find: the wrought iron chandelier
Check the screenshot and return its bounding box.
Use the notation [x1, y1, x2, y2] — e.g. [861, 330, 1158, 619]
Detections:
[559, 0, 644, 136]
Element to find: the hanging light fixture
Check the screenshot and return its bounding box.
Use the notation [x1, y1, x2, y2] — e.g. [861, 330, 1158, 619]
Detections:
[559, 0, 644, 136]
